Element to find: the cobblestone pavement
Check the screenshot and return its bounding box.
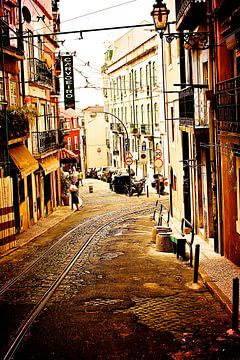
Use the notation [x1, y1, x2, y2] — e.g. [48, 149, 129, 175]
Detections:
[1, 179, 240, 359]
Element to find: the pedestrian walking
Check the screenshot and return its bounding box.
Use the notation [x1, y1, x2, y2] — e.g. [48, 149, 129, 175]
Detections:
[69, 182, 80, 210]
[78, 170, 84, 186]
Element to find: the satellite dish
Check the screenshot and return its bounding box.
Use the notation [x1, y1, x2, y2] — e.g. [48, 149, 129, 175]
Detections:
[22, 6, 31, 23]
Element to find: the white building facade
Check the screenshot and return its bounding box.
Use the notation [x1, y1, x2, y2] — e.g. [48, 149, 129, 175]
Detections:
[102, 23, 168, 181]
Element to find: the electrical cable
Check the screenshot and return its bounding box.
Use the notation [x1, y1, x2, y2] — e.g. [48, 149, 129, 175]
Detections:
[34, 0, 138, 32]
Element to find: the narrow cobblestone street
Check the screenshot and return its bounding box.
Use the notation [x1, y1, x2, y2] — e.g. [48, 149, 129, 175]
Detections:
[1, 180, 240, 359]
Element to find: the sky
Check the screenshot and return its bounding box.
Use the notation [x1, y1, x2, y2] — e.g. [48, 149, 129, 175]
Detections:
[59, 0, 154, 109]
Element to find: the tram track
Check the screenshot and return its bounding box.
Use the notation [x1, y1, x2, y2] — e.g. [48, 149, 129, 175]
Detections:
[1, 204, 154, 360]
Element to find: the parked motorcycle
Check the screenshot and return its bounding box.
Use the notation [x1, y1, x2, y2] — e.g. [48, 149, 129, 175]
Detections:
[151, 174, 166, 195]
[124, 178, 146, 196]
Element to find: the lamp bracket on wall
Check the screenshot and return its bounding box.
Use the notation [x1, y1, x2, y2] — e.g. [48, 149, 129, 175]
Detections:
[164, 31, 211, 50]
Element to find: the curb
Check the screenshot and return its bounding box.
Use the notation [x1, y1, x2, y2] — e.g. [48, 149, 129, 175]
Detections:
[199, 266, 233, 317]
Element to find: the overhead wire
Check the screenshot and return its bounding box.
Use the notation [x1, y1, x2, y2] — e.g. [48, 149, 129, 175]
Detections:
[34, 0, 139, 32]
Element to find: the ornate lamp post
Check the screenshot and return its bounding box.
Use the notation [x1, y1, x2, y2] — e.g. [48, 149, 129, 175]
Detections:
[151, 0, 211, 49]
[151, 0, 169, 32]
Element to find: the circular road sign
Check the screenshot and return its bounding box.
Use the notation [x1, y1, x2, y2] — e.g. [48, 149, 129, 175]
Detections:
[154, 158, 163, 168]
[125, 157, 133, 166]
[154, 149, 163, 159]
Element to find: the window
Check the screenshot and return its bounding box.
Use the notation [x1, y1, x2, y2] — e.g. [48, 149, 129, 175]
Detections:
[135, 105, 138, 125]
[19, 178, 25, 204]
[28, 30, 34, 59]
[40, 104, 46, 131]
[139, 67, 143, 89]
[123, 75, 126, 94]
[74, 136, 78, 150]
[152, 62, 157, 86]
[73, 118, 77, 128]
[67, 137, 72, 150]
[125, 107, 128, 124]
[129, 72, 132, 92]
[147, 104, 150, 127]
[134, 70, 138, 97]
[38, 36, 42, 60]
[146, 64, 150, 96]
[51, 105, 56, 129]
[65, 120, 70, 129]
[141, 104, 144, 124]
[9, 80, 17, 106]
[154, 103, 158, 126]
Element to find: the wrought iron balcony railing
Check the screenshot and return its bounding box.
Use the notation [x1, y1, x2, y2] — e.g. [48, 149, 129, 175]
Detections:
[28, 58, 53, 88]
[179, 86, 194, 127]
[32, 130, 57, 155]
[140, 124, 151, 135]
[175, 0, 206, 30]
[216, 75, 240, 134]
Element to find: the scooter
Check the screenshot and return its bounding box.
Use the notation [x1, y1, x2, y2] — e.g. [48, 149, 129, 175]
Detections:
[124, 178, 146, 196]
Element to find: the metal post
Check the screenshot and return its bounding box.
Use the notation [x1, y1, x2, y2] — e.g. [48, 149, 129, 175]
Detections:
[193, 244, 200, 283]
[232, 277, 239, 331]
[146, 185, 149, 198]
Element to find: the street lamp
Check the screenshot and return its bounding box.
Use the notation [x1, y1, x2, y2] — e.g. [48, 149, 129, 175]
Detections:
[151, 0, 211, 50]
[151, 0, 169, 32]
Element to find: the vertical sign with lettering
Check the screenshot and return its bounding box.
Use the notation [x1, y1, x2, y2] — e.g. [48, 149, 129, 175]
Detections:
[62, 56, 75, 110]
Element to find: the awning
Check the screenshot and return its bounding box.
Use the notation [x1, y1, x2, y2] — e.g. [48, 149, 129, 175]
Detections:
[9, 145, 39, 177]
[39, 156, 59, 175]
[60, 148, 78, 159]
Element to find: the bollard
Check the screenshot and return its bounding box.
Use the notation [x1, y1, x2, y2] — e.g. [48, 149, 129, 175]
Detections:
[232, 277, 239, 331]
[147, 185, 149, 198]
[193, 244, 200, 283]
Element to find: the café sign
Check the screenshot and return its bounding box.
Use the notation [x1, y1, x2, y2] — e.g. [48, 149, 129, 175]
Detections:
[62, 56, 75, 110]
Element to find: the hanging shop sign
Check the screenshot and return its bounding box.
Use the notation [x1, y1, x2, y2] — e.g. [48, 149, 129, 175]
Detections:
[62, 55, 75, 110]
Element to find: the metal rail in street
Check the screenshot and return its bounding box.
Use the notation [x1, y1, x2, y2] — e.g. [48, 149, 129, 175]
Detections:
[2, 205, 154, 360]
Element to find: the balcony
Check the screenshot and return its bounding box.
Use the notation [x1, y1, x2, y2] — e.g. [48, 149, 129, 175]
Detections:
[140, 124, 151, 136]
[179, 86, 194, 127]
[216, 76, 240, 134]
[110, 123, 123, 133]
[130, 124, 140, 135]
[32, 130, 58, 155]
[0, 107, 33, 142]
[28, 58, 53, 88]
[175, 0, 206, 31]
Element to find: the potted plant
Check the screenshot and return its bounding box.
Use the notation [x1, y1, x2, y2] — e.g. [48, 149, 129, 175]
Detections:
[61, 171, 70, 206]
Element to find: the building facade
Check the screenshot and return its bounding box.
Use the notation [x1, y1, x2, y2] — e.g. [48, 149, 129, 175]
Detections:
[0, 0, 61, 254]
[213, 0, 240, 265]
[81, 105, 110, 173]
[102, 23, 168, 180]
[59, 108, 83, 171]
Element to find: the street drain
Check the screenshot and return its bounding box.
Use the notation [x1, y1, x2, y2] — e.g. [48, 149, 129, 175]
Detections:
[100, 252, 125, 260]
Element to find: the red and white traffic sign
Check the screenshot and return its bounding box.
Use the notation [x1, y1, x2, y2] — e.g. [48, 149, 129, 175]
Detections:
[125, 151, 133, 159]
[125, 157, 133, 166]
[154, 149, 163, 159]
[154, 158, 163, 168]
